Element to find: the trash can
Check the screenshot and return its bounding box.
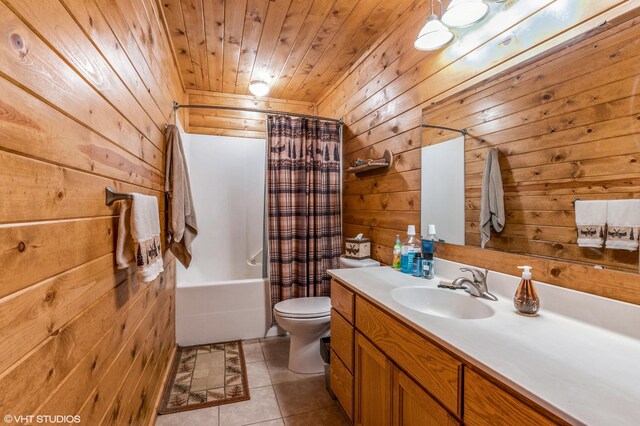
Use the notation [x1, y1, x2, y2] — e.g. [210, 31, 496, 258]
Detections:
[320, 336, 336, 399]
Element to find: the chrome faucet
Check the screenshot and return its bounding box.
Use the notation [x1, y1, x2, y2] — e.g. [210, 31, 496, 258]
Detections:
[452, 268, 498, 301]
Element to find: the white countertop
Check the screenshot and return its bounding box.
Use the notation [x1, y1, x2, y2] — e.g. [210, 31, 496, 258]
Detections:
[328, 260, 640, 426]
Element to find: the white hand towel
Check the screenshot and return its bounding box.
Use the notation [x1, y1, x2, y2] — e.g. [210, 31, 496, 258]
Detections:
[115, 200, 133, 269]
[480, 148, 505, 248]
[605, 199, 640, 251]
[575, 200, 607, 248]
[131, 194, 164, 282]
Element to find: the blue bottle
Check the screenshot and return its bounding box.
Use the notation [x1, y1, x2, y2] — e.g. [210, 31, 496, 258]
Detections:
[412, 254, 423, 277]
[400, 225, 419, 274]
[420, 224, 436, 279]
[422, 253, 435, 279]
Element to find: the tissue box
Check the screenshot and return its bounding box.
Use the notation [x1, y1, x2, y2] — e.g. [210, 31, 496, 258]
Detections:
[345, 238, 371, 259]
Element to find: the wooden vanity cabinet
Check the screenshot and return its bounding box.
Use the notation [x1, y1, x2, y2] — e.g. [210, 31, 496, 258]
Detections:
[330, 280, 355, 421]
[331, 308, 354, 371]
[393, 368, 459, 426]
[464, 368, 558, 426]
[330, 278, 562, 426]
[331, 279, 354, 322]
[330, 348, 354, 420]
[354, 330, 458, 426]
[354, 332, 393, 426]
[355, 297, 461, 417]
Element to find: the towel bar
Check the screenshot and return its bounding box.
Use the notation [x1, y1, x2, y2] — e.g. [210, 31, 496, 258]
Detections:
[105, 187, 133, 206]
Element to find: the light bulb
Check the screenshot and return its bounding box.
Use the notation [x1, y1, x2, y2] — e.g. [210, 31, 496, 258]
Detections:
[248, 81, 270, 97]
[414, 15, 454, 51]
[441, 0, 489, 28]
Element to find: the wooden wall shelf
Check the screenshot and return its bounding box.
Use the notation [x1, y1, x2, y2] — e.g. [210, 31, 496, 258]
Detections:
[347, 149, 393, 175]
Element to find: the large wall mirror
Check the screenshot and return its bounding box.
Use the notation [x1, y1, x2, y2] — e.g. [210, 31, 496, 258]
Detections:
[421, 135, 465, 245]
[420, 27, 640, 275]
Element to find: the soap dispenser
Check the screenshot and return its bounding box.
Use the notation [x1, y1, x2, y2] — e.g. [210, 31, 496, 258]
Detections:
[514, 266, 540, 316]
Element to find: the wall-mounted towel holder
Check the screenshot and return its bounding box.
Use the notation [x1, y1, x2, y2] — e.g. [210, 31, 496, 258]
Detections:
[105, 187, 133, 206]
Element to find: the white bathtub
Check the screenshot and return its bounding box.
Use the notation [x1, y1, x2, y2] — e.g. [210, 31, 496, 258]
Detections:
[175, 275, 279, 346]
[175, 131, 277, 346]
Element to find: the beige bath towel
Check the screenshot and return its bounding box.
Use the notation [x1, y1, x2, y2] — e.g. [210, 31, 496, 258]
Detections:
[165, 124, 198, 267]
[480, 148, 505, 248]
[115, 200, 134, 269]
[131, 194, 164, 282]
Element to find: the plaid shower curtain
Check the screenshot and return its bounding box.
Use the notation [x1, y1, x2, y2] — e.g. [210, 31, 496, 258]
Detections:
[267, 115, 342, 308]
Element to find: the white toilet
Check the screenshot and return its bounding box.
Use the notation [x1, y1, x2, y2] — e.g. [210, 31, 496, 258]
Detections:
[273, 255, 380, 374]
[273, 297, 332, 374]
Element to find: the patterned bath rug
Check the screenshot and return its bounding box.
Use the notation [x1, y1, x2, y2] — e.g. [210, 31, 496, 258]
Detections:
[158, 340, 250, 414]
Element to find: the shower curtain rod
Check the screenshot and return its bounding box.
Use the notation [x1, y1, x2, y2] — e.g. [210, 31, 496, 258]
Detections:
[172, 101, 343, 125]
[421, 123, 468, 135]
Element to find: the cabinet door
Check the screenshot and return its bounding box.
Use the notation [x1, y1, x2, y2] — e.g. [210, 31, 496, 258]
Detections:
[330, 349, 353, 421]
[464, 368, 559, 426]
[393, 368, 459, 426]
[356, 297, 461, 415]
[331, 308, 354, 372]
[355, 332, 392, 426]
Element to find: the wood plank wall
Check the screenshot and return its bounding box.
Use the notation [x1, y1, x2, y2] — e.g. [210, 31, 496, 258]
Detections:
[317, 1, 640, 304]
[0, 0, 184, 423]
[422, 17, 640, 273]
[183, 90, 317, 139]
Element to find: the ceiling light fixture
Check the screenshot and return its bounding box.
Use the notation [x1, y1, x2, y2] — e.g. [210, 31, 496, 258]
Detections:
[414, 1, 454, 51]
[249, 80, 270, 97]
[441, 0, 489, 28]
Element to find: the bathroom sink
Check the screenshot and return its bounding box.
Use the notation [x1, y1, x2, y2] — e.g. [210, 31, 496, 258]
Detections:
[391, 287, 495, 320]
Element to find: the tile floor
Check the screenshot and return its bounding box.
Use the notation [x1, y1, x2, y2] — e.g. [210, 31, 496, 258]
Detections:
[156, 336, 349, 426]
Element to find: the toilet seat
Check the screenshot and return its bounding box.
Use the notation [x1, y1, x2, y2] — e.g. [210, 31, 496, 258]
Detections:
[274, 297, 331, 319]
[272, 297, 331, 373]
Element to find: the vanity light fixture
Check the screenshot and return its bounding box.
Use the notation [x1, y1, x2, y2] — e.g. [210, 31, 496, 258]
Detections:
[248, 80, 270, 97]
[441, 0, 490, 28]
[414, 1, 454, 51]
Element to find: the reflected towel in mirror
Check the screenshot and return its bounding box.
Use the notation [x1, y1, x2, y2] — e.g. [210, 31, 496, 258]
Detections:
[575, 200, 607, 248]
[605, 199, 640, 251]
[480, 148, 505, 248]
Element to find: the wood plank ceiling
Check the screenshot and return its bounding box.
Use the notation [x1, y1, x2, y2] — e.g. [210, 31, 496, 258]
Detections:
[162, 0, 412, 101]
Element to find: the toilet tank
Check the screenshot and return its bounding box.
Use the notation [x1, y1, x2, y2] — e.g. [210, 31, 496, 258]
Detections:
[339, 256, 381, 268]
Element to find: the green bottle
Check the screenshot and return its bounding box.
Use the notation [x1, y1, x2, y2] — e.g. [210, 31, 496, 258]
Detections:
[392, 235, 402, 270]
